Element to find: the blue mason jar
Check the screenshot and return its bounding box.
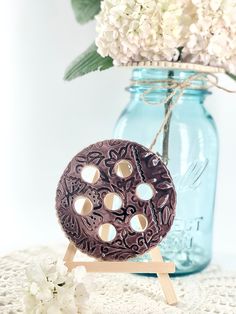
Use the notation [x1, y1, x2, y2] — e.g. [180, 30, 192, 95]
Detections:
[114, 68, 218, 275]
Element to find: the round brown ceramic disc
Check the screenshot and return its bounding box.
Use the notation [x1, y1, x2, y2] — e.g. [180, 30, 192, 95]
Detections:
[56, 139, 176, 261]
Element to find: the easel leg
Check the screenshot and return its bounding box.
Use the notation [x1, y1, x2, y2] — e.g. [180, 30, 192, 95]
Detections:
[100, 223, 110, 241]
[63, 242, 77, 264]
[151, 247, 177, 305]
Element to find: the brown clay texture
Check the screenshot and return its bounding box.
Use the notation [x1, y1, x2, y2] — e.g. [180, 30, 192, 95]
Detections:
[56, 139, 176, 261]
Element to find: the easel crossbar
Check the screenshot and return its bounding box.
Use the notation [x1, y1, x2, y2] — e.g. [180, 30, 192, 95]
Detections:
[65, 261, 175, 273]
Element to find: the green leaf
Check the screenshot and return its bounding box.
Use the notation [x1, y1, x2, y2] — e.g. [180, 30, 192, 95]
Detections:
[64, 42, 113, 80]
[227, 72, 236, 81]
[71, 0, 101, 24]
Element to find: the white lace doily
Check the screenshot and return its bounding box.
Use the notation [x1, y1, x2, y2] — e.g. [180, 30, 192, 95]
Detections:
[1, 247, 236, 314]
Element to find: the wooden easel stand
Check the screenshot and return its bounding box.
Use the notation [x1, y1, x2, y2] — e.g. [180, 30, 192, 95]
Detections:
[64, 242, 178, 305]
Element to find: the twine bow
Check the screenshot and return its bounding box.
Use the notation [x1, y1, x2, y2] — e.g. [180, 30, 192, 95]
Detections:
[131, 73, 236, 152]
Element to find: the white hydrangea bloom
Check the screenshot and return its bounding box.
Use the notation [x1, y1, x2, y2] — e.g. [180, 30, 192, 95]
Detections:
[95, 0, 236, 75]
[24, 258, 88, 314]
[96, 0, 196, 65]
[181, 0, 236, 75]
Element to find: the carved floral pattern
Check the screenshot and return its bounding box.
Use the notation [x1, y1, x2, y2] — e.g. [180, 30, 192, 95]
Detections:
[56, 140, 177, 261]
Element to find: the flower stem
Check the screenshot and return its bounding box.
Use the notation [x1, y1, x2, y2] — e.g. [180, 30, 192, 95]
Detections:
[162, 70, 174, 165]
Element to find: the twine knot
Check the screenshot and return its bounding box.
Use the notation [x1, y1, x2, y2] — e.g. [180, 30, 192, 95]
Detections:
[130, 72, 236, 151]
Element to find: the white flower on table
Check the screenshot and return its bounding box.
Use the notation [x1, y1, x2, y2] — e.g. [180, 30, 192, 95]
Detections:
[24, 258, 88, 314]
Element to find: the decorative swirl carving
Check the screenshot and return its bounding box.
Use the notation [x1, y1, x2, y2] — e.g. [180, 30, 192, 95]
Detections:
[56, 140, 176, 261]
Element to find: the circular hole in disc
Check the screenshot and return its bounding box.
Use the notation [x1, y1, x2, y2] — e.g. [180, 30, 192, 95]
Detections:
[114, 160, 133, 178]
[81, 165, 100, 184]
[98, 223, 117, 242]
[136, 183, 154, 201]
[104, 192, 122, 211]
[74, 196, 93, 216]
[130, 214, 148, 232]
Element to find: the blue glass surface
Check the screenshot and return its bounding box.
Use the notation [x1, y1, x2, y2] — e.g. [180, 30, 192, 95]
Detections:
[114, 68, 218, 275]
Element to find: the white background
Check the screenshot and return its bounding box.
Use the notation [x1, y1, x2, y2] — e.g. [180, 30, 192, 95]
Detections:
[0, 1, 236, 269]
